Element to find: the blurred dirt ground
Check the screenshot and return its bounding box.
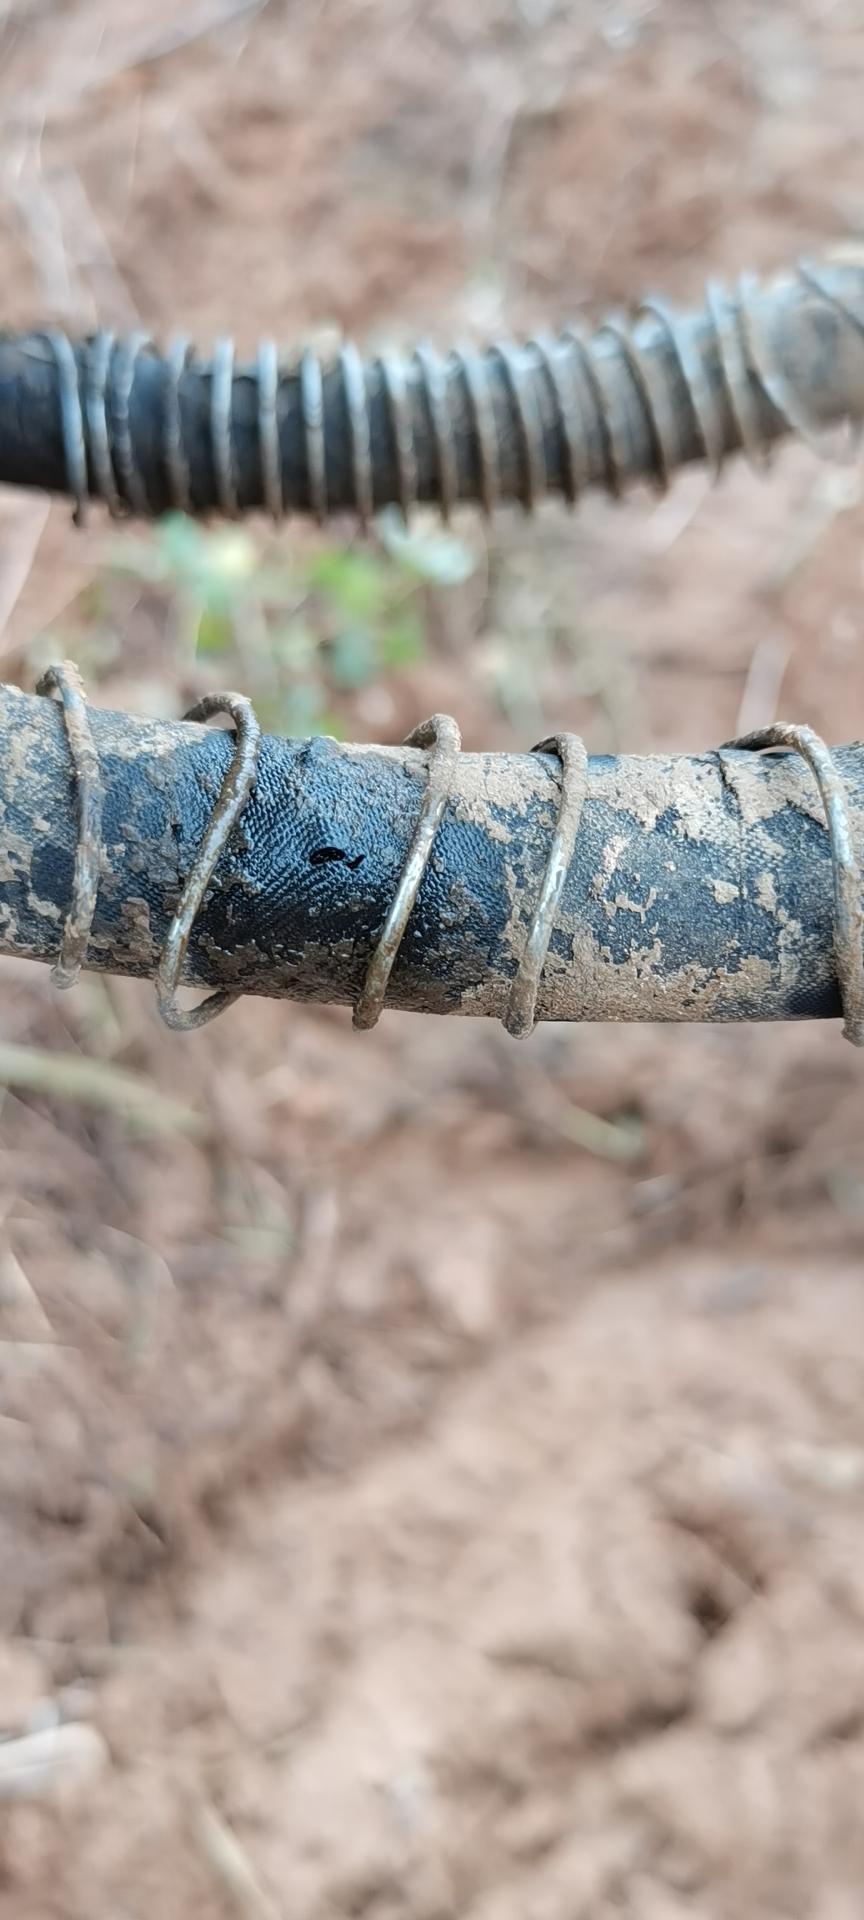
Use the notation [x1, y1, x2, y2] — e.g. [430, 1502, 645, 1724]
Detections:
[5, 2, 864, 1915]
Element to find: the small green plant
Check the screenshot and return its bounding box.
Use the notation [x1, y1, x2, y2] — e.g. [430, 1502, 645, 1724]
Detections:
[105, 508, 475, 738]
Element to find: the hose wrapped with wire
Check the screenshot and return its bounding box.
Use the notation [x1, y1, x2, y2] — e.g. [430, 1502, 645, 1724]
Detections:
[2, 676, 863, 1044]
[3, 257, 864, 523]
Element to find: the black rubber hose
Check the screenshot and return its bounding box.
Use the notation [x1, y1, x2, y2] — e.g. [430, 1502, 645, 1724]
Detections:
[3, 259, 864, 520]
[0, 681, 858, 1030]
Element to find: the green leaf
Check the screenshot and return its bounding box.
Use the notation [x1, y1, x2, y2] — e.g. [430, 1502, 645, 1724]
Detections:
[156, 513, 206, 577]
[195, 608, 233, 654]
[376, 507, 476, 585]
[381, 608, 425, 669]
[328, 625, 377, 689]
[145, 517, 262, 615]
[306, 548, 389, 620]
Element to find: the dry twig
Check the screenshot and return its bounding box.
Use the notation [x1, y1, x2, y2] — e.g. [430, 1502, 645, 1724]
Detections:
[0, 1042, 208, 1138]
[194, 1802, 283, 1920]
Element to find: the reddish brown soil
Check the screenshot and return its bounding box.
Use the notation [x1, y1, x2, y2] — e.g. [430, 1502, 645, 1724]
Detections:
[3, 3, 864, 1916]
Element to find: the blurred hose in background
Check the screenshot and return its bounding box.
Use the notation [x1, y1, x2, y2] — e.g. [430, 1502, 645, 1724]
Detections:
[3, 258, 864, 522]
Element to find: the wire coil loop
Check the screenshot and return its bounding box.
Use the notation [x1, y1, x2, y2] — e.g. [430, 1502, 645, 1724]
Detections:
[600, 314, 673, 491]
[84, 331, 123, 518]
[736, 271, 831, 460]
[46, 331, 89, 523]
[110, 329, 152, 515]
[456, 347, 500, 515]
[378, 352, 417, 521]
[353, 713, 461, 1032]
[722, 722, 864, 1048]
[339, 342, 374, 526]
[154, 692, 262, 1032]
[257, 338, 283, 522]
[35, 661, 104, 990]
[352, 716, 588, 1038]
[505, 732, 588, 1039]
[561, 324, 623, 497]
[300, 348, 327, 522]
[211, 337, 240, 518]
[530, 331, 588, 505]
[704, 279, 767, 469]
[164, 336, 194, 512]
[414, 343, 458, 520]
[494, 340, 546, 511]
[640, 295, 725, 476]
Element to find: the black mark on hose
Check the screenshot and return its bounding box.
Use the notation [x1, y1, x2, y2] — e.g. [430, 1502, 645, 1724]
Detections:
[309, 845, 365, 869]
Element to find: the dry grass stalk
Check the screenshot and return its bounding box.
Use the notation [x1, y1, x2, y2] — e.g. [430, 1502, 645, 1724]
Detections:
[194, 1801, 283, 1920]
[0, 1244, 54, 1340]
[0, 1041, 209, 1138]
[735, 634, 792, 736]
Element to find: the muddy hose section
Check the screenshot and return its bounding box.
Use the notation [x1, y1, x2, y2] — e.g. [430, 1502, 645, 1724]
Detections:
[2, 259, 864, 521]
[1, 678, 863, 1036]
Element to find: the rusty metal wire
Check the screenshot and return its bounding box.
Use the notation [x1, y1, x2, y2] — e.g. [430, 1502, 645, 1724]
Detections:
[378, 352, 417, 521]
[352, 714, 589, 1036]
[154, 691, 262, 1031]
[563, 324, 623, 497]
[505, 731, 589, 1039]
[495, 340, 546, 511]
[722, 722, 864, 1047]
[257, 337, 283, 521]
[300, 347, 327, 523]
[35, 661, 104, 990]
[339, 341, 374, 526]
[737, 271, 832, 461]
[413, 341, 457, 520]
[601, 313, 673, 491]
[353, 712, 461, 1031]
[211, 336, 240, 518]
[111, 329, 152, 516]
[45, 330, 89, 523]
[456, 345, 501, 515]
[530, 330, 588, 503]
[704, 279, 767, 469]
[164, 335, 194, 513]
[640, 295, 726, 476]
[84, 330, 123, 518]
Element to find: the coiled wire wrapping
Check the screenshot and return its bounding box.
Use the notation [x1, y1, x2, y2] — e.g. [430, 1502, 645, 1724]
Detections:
[39, 258, 864, 525]
[36, 664, 262, 1032]
[33, 662, 103, 991]
[721, 723, 864, 1048]
[33, 668, 589, 1039]
[33, 667, 864, 1047]
[154, 690, 262, 1032]
[355, 716, 588, 1037]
